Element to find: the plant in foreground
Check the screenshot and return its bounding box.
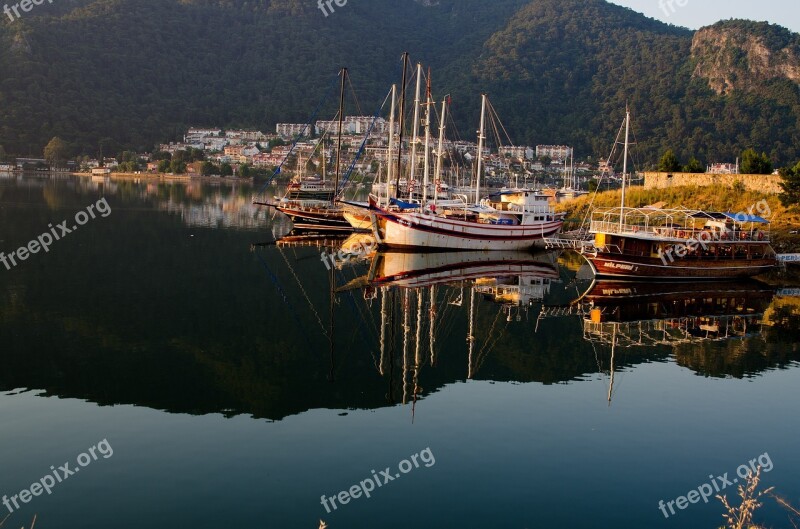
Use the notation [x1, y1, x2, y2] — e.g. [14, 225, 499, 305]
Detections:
[717, 468, 773, 529]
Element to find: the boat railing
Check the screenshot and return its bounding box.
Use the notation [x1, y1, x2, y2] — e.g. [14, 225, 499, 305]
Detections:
[543, 237, 599, 253]
[590, 221, 770, 243]
[453, 194, 469, 209]
[583, 315, 764, 346]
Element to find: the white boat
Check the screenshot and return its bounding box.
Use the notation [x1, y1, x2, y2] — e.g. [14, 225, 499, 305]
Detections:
[369, 94, 563, 250]
[555, 150, 588, 199]
[368, 249, 558, 290]
[369, 190, 563, 250]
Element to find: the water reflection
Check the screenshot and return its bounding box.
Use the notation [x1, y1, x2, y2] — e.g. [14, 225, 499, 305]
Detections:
[579, 281, 773, 347]
[1, 174, 799, 421]
[0, 172, 280, 231]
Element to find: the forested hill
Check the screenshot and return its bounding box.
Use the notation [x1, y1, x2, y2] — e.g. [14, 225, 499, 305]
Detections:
[1, 0, 799, 166]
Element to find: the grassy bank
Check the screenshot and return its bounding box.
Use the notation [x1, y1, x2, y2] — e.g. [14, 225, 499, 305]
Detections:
[556, 185, 800, 252]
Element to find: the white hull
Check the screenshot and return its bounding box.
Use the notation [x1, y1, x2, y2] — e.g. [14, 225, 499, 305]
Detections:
[343, 211, 372, 231]
[372, 209, 563, 251]
[373, 250, 558, 288]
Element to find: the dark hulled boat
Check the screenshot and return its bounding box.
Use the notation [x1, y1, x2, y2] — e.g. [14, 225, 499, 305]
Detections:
[581, 208, 777, 279]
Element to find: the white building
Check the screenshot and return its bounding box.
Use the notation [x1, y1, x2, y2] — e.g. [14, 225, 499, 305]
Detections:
[316, 116, 391, 136]
[186, 128, 222, 140]
[160, 142, 204, 153]
[276, 123, 311, 139]
[226, 130, 268, 142]
[203, 138, 229, 152]
[499, 146, 535, 161]
[536, 145, 573, 161]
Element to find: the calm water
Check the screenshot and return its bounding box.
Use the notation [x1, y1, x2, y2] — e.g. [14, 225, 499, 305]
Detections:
[1, 173, 799, 528]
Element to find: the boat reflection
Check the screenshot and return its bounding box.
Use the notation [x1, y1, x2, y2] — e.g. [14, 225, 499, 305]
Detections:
[336, 250, 560, 407]
[575, 280, 780, 402]
[579, 280, 774, 347]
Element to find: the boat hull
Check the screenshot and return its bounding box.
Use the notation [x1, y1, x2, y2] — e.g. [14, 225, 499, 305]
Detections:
[276, 205, 353, 231]
[371, 209, 563, 251]
[584, 252, 777, 280]
[286, 189, 336, 201]
[340, 203, 373, 231]
[372, 250, 558, 289]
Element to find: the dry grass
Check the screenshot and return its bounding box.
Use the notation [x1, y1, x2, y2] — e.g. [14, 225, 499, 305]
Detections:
[771, 495, 800, 529]
[0, 514, 36, 529]
[717, 469, 774, 529]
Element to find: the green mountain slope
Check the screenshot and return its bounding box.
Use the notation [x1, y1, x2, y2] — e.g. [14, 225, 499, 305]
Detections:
[1, 0, 799, 166]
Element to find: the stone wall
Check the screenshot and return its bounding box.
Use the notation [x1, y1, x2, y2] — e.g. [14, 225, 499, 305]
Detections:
[643, 172, 783, 194]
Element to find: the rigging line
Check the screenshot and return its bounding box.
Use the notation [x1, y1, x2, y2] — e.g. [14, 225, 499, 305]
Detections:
[477, 306, 504, 359]
[578, 116, 627, 231]
[488, 108, 503, 153]
[476, 316, 511, 375]
[253, 250, 318, 352]
[339, 276, 381, 342]
[337, 86, 394, 195]
[346, 74, 364, 116]
[256, 72, 340, 195]
[487, 98, 515, 148]
[276, 245, 329, 337]
[435, 291, 463, 343]
[338, 290, 376, 360]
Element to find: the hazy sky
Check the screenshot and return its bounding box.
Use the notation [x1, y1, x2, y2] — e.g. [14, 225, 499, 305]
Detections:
[608, 0, 800, 33]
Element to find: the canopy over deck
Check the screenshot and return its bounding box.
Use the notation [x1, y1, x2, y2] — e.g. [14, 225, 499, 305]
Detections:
[689, 211, 770, 224]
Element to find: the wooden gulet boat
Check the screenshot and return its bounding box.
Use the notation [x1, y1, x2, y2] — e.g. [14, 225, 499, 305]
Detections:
[276, 68, 352, 231]
[369, 93, 563, 250]
[581, 207, 777, 279]
[275, 200, 353, 231]
[578, 108, 777, 279]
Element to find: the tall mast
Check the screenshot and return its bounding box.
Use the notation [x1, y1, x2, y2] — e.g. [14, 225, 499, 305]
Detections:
[422, 70, 432, 204]
[402, 289, 411, 404]
[434, 96, 448, 206]
[475, 94, 488, 204]
[570, 149, 574, 189]
[620, 107, 630, 228]
[320, 137, 326, 182]
[429, 285, 436, 365]
[379, 287, 388, 376]
[414, 288, 423, 374]
[467, 287, 476, 379]
[333, 67, 347, 204]
[608, 325, 617, 405]
[409, 63, 423, 196]
[386, 84, 397, 206]
[298, 152, 304, 180]
[395, 53, 410, 197]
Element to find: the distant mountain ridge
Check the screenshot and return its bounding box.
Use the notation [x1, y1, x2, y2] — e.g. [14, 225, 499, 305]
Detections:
[1, 0, 799, 166]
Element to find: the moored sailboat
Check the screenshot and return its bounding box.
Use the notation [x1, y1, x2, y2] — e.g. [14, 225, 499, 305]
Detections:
[276, 68, 351, 231]
[369, 94, 563, 250]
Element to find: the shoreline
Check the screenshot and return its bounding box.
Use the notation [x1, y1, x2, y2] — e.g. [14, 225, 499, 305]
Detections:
[71, 171, 256, 184]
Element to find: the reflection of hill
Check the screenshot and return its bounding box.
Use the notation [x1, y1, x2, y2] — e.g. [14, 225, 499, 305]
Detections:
[2, 185, 799, 419]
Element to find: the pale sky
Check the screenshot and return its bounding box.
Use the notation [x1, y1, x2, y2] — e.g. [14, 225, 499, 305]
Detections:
[609, 0, 800, 33]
